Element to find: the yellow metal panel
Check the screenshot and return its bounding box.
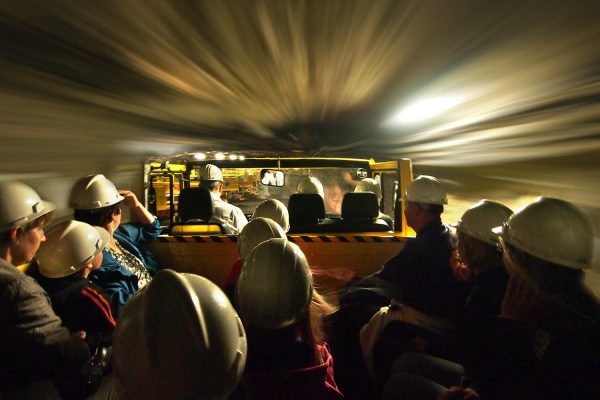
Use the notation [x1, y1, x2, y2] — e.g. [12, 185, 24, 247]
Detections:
[170, 224, 223, 234]
[148, 234, 406, 292]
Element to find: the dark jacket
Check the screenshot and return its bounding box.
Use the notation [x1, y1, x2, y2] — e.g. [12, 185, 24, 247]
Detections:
[89, 219, 161, 315]
[0, 258, 90, 399]
[375, 219, 468, 318]
[455, 265, 508, 371]
[476, 304, 600, 400]
[34, 270, 116, 346]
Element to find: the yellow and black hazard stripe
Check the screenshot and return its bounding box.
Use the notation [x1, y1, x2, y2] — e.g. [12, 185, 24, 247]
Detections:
[157, 235, 238, 243]
[157, 234, 406, 243]
[288, 235, 405, 243]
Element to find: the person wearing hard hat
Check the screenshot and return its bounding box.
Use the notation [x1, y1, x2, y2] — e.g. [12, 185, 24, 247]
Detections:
[480, 197, 600, 400]
[233, 238, 343, 399]
[379, 200, 513, 399]
[297, 176, 325, 198]
[70, 174, 162, 315]
[223, 217, 287, 302]
[253, 198, 290, 232]
[354, 177, 394, 229]
[0, 182, 92, 398]
[113, 269, 247, 400]
[200, 164, 248, 234]
[447, 200, 512, 366]
[370, 175, 468, 318]
[330, 176, 467, 398]
[391, 197, 600, 400]
[32, 220, 116, 345]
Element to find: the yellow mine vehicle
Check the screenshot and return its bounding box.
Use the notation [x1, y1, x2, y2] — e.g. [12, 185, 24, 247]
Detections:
[144, 152, 415, 292]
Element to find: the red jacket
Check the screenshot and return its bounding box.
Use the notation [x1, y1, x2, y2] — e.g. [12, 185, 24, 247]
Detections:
[241, 343, 344, 399]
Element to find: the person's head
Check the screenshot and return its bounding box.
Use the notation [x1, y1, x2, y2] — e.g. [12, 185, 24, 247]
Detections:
[498, 197, 594, 302]
[355, 178, 382, 203]
[403, 175, 447, 232]
[36, 220, 109, 279]
[114, 269, 247, 400]
[297, 176, 324, 198]
[69, 174, 124, 232]
[199, 164, 224, 193]
[236, 238, 332, 362]
[253, 199, 290, 232]
[237, 238, 312, 330]
[237, 217, 287, 261]
[453, 200, 513, 271]
[0, 181, 55, 265]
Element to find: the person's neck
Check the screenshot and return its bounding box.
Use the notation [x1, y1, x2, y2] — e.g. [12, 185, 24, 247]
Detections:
[107, 234, 120, 252]
[412, 216, 437, 234]
[0, 243, 10, 263]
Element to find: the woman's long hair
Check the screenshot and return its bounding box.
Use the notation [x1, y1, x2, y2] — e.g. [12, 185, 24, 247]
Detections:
[504, 242, 600, 324]
[244, 286, 337, 371]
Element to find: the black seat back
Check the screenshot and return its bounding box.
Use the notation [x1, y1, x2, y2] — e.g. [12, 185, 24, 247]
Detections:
[178, 188, 213, 222]
[337, 192, 390, 232]
[170, 188, 225, 234]
[288, 193, 326, 233]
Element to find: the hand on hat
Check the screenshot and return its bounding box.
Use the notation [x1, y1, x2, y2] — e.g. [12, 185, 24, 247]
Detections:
[118, 190, 140, 209]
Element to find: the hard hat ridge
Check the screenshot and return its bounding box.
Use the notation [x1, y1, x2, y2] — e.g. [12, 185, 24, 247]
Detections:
[355, 178, 382, 201]
[201, 164, 224, 182]
[454, 199, 513, 245]
[69, 174, 124, 210]
[405, 175, 447, 205]
[0, 181, 55, 233]
[237, 217, 287, 260]
[500, 197, 593, 270]
[236, 238, 313, 330]
[297, 176, 324, 198]
[253, 199, 290, 232]
[114, 269, 247, 400]
[37, 220, 109, 278]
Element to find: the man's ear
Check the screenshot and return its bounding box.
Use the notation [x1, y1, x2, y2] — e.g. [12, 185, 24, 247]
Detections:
[10, 227, 22, 242]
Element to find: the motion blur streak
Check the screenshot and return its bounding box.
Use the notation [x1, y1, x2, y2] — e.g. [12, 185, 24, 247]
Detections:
[1, 1, 599, 272]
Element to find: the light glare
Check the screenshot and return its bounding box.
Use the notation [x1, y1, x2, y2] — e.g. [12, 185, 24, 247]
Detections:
[386, 96, 461, 125]
[193, 152, 206, 160]
[215, 152, 225, 160]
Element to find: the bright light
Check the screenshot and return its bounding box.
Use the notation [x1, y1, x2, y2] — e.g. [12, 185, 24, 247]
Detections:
[385, 96, 461, 125]
[193, 152, 206, 160]
[239, 155, 245, 161]
[215, 153, 225, 160]
[229, 154, 237, 160]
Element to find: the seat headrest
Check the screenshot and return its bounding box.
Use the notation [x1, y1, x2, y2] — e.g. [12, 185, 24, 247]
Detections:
[178, 188, 213, 222]
[288, 193, 325, 225]
[342, 192, 379, 220]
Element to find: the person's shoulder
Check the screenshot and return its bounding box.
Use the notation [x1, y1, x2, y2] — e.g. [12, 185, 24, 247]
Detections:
[0, 265, 45, 301]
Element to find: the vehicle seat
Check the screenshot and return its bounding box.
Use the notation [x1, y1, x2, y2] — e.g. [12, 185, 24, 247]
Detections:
[336, 192, 391, 232]
[169, 188, 225, 234]
[288, 193, 326, 233]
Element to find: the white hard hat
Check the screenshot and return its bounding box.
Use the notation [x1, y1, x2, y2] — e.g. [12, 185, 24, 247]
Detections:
[499, 197, 593, 270]
[253, 199, 290, 232]
[236, 238, 313, 329]
[297, 176, 324, 198]
[114, 269, 247, 400]
[68, 174, 124, 210]
[355, 178, 382, 201]
[36, 221, 109, 278]
[453, 200, 513, 245]
[237, 217, 287, 260]
[0, 181, 55, 233]
[200, 164, 224, 182]
[405, 175, 447, 205]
